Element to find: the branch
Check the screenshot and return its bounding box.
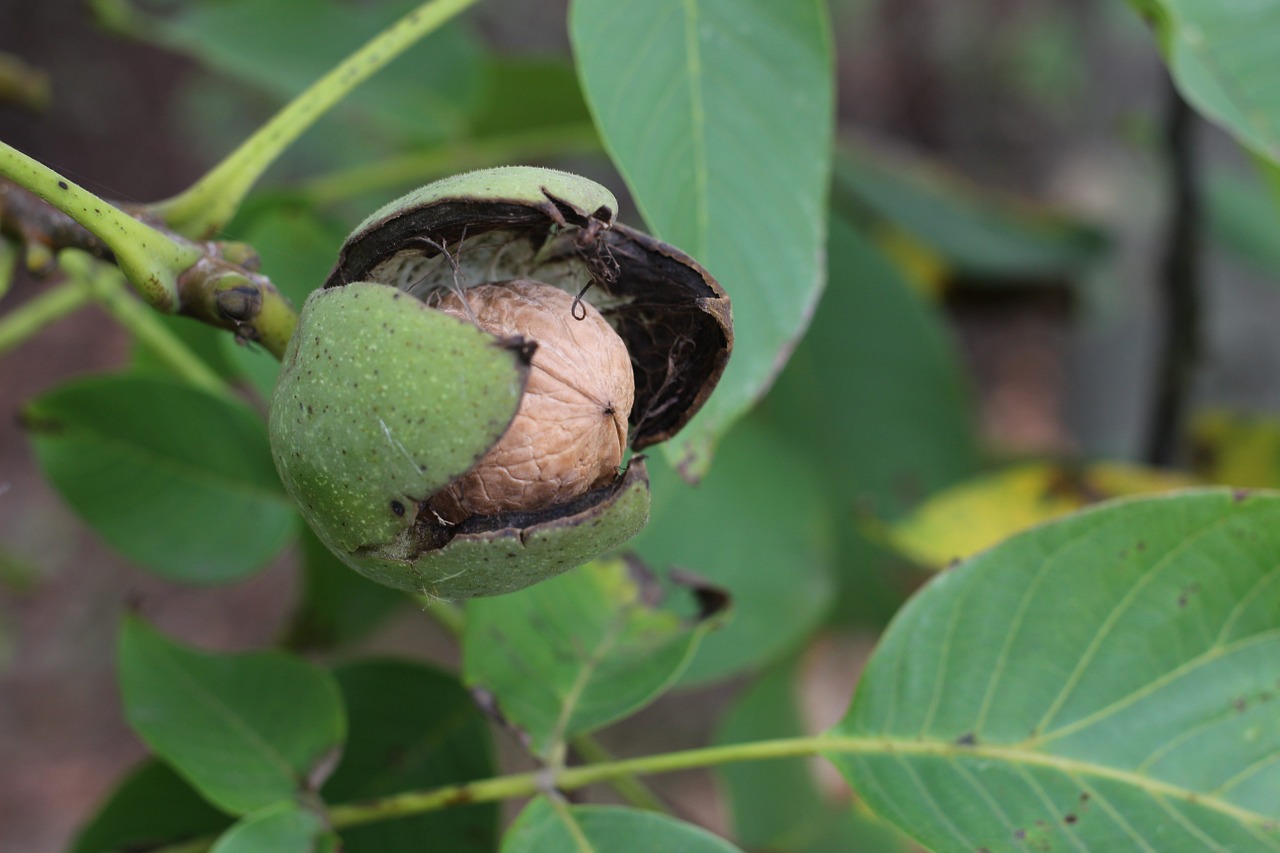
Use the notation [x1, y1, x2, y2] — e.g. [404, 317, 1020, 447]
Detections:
[0, 165, 298, 359]
[0, 143, 196, 310]
[1145, 78, 1201, 466]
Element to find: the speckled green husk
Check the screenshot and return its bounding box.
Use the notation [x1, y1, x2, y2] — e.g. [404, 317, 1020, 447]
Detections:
[270, 281, 651, 598]
[271, 281, 525, 551]
[354, 463, 650, 598]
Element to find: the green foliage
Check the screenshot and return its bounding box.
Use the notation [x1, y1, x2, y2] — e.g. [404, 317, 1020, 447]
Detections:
[571, 0, 835, 476]
[326, 660, 499, 852]
[24, 374, 296, 583]
[119, 617, 346, 815]
[7, 1, 1280, 852]
[279, 528, 407, 652]
[632, 419, 835, 684]
[463, 558, 728, 759]
[70, 760, 232, 853]
[831, 490, 1280, 851]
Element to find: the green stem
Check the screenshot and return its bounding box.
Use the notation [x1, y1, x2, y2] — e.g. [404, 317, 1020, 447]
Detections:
[0, 275, 95, 354]
[0, 142, 200, 310]
[327, 736, 846, 831]
[154, 0, 485, 237]
[412, 595, 669, 814]
[569, 735, 667, 812]
[298, 124, 602, 207]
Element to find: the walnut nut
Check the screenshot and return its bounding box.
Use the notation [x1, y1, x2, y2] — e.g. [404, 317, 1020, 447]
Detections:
[268, 167, 731, 598]
[428, 279, 634, 522]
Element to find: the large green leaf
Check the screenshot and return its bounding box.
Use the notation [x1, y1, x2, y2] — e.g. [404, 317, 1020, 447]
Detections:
[463, 558, 728, 759]
[633, 418, 834, 684]
[503, 798, 743, 853]
[71, 759, 232, 853]
[1143, 0, 1280, 162]
[119, 617, 346, 816]
[23, 374, 296, 583]
[571, 0, 834, 477]
[829, 490, 1280, 852]
[326, 660, 499, 853]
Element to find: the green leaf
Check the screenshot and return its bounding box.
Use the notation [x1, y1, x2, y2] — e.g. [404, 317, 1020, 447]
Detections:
[280, 528, 406, 653]
[471, 57, 593, 137]
[326, 659, 499, 853]
[503, 798, 743, 853]
[464, 558, 728, 759]
[632, 418, 834, 684]
[118, 617, 346, 816]
[1142, 0, 1280, 162]
[830, 490, 1280, 852]
[212, 802, 333, 853]
[834, 142, 1108, 281]
[112, 0, 486, 144]
[571, 0, 835, 476]
[23, 374, 296, 583]
[71, 759, 232, 853]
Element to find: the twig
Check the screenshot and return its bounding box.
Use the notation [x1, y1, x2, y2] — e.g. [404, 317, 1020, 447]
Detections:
[0, 168, 297, 359]
[1145, 78, 1201, 467]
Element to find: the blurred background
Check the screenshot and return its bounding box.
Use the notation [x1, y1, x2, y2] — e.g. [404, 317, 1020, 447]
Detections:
[3, 0, 1280, 849]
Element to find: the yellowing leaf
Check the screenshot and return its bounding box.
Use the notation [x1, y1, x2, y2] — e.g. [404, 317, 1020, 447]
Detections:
[880, 462, 1197, 569]
[1190, 409, 1280, 488]
[870, 224, 948, 300]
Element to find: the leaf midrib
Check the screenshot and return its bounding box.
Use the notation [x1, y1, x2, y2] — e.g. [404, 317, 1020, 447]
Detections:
[826, 734, 1277, 831]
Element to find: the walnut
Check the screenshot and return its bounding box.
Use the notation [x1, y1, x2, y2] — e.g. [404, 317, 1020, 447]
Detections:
[427, 280, 634, 522]
[270, 166, 731, 598]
